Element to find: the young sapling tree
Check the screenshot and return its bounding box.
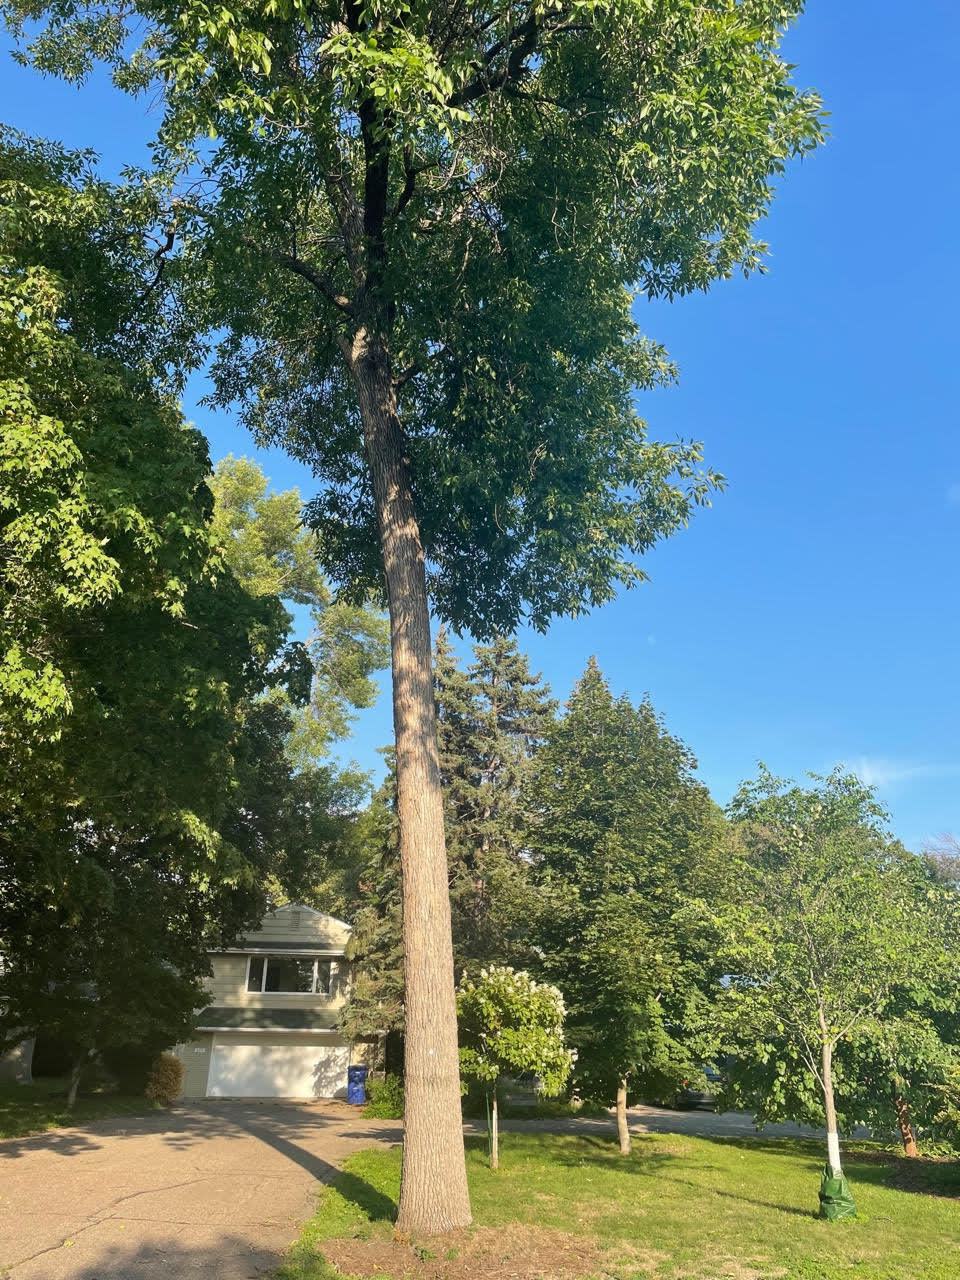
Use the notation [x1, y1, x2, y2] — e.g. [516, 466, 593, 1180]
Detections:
[458, 966, 573, 1169]
[721, 769, 944, 1219]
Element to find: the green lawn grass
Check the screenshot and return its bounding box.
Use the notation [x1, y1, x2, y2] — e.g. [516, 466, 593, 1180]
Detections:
[278, 1131, 959, 1280]
[0, 1077, 159, 1139]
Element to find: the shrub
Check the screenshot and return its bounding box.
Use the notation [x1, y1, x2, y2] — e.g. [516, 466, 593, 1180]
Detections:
[102, 1044, 156, 1094]
[145, 1052, 184, 1106]
[365, 1073, 404, 1119]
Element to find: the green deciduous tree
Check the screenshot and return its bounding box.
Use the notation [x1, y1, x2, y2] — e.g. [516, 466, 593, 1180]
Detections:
[718, 842, 960, 1160]
[4, 0, 822, 1226]
[209, 456, 390, 909]
[719, 768, 948, 1213]
[529, 659, 728, 1154]
[209, 455, 389, 762]
[0, 138, 376, 1091]
[0, 132, 297, 1087]
[0, 129, 202, 755]
[458, 966, 573, 1168]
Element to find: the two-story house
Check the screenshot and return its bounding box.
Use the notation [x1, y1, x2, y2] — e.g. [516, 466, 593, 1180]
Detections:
[174, 903, 381, 1099]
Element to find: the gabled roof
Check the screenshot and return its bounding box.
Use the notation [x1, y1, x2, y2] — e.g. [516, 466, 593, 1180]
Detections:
[267, 902, 352, 931]
[217, 902, 353, 955]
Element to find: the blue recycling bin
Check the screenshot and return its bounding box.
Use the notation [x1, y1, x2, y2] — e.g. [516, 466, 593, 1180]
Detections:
[347, 1064, 369, 1105]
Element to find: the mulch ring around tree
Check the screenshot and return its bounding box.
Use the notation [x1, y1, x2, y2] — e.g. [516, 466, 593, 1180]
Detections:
[322, 1223, 601, 1279]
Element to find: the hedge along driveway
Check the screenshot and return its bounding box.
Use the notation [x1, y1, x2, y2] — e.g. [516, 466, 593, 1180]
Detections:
[0, 1100, 401, 1280]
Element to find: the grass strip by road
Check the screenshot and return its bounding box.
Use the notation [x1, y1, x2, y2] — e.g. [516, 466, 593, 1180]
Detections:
[0, 1079, 159, 1140]
[278, 1130, 959, 1280]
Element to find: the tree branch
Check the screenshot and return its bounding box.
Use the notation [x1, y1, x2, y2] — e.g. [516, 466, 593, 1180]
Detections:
[389, 145, 419, 221]
[260, 244, 355, 315]
[449, 14, 540, 108]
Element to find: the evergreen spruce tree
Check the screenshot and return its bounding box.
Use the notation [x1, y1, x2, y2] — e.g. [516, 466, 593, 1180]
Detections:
[340, 771, 405, 1065]
[528, 659, 728, 1153]
[345, 633, 554, 1051]
[437, 631, 555, 970]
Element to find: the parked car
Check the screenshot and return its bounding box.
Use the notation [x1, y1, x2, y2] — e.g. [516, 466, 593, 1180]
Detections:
[674, 1064, 723, 1110]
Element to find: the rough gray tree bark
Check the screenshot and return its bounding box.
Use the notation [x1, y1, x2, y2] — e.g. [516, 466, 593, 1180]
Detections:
[349, 329, 471, 1232]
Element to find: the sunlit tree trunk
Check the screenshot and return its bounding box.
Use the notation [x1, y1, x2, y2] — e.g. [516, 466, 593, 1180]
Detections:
[616, 1077, 631, 1156]
[490, 1086, 500, 1170]
[894, 1094, 919, 1158]
[66, 1054, 84, 1110]
[821, 1041, 842, 1175]
[351, 330, 471, 1233]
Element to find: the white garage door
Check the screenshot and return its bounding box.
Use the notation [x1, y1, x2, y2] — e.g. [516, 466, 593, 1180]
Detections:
[207, 1035, 350, 1099]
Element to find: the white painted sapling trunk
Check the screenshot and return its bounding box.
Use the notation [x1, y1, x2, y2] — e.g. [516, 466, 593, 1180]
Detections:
[821, 1040, 843, 1175]
[490, 1087, 500, 1170]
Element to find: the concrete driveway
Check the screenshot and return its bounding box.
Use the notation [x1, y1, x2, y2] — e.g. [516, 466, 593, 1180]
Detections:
[0, 1101, 402, 1280]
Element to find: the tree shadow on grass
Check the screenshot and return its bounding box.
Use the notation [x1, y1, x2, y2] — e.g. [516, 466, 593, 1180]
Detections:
[663, 1175, 817, 1219]
[333, 1168, 398, 1223]
[515, 1129, 721, 1170]
[517, 1131, 817, 1219]
[693, 1134, 960, 1200]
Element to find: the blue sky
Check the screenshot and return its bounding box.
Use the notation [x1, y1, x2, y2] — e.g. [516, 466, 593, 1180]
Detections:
[4, 3, 958, 848]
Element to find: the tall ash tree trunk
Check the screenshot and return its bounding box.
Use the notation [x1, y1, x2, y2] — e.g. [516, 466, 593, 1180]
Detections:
[288, 52, 474, 1230]
[348, 329, 471, 1231]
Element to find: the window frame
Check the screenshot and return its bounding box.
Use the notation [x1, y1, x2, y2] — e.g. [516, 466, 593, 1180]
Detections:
[245, 954, 332, 996]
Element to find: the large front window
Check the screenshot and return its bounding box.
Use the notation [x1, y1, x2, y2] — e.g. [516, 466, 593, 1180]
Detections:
[246, 955, 331, 994]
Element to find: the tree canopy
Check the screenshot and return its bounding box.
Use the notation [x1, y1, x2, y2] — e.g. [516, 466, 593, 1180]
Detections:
[0, 135, 384, 1074]
[527, 659, 728, 1150]
[4, 0, 821, 633]
[458, 965, 573, 1167]
[209, 455, 389, 760]
[718, 768, 949, 1205]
